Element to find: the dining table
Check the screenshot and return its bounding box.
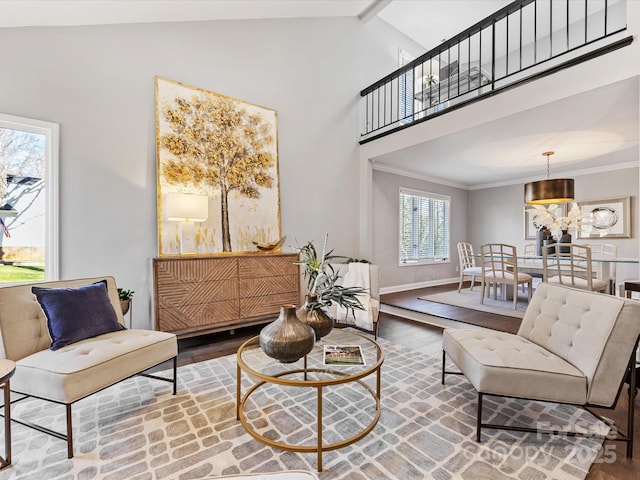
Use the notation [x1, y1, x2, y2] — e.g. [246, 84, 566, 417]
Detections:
[477, 254, 639, 296]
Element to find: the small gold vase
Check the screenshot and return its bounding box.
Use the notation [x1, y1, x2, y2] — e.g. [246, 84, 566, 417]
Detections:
[297, 295, 334, 340]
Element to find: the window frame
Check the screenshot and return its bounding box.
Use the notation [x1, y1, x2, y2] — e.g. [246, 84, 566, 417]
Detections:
[398, 187, 451, 266]
[0, 113, 59, 281]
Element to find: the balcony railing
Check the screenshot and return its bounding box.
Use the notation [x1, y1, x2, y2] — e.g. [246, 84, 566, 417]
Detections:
[360, 0, 630, 144]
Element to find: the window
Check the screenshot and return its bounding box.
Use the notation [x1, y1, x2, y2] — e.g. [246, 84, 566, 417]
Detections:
[0, 114, 59, 283]
[399, 188, 450, 265]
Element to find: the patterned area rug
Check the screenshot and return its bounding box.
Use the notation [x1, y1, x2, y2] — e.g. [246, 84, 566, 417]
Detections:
[419, 289, 530, 318]
[0, 337, 608, 480]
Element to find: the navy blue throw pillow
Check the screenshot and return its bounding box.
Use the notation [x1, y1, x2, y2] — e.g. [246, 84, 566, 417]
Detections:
[32, 280, 125, 351]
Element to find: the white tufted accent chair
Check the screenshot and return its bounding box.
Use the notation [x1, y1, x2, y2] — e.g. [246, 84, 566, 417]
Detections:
[442, 282, 640, 457]
[0, 276, 178, 458]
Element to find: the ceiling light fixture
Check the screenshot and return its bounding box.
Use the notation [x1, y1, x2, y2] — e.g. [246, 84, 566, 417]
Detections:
[524, 151, 575, 204]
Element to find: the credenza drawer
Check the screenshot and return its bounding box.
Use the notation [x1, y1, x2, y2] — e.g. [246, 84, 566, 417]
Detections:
[153, 253, 300, 338]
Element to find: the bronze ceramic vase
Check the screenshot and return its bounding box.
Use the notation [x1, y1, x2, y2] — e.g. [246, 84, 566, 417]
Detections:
[259, 304, 315, 363]
[297, 295, 334, 340]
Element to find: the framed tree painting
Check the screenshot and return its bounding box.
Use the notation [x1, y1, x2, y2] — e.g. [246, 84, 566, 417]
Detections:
[155, 77, 281, 255]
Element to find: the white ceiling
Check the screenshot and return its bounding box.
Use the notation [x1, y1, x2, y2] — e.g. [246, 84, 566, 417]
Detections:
[2, 0, 637, 189]
[0, 0, 375, 27]
[0, 0, 507, 36]
[373, 77, 639, 189]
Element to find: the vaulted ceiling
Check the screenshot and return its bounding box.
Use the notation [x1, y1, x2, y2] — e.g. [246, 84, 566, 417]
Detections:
[2, 0, 637, 189]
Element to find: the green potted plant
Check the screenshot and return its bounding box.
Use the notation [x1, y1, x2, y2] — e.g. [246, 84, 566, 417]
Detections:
[117, 288, 134, 315]
[292, 234, 365, 339]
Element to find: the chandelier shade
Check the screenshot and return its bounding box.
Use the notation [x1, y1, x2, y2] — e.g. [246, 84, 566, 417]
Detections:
[524, 151, 575, 204]
[524, 178, 575, 204]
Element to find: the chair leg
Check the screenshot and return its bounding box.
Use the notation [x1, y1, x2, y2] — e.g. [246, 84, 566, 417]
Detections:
[458, 274, 464, 293]
[627, 359, 636, 458]
[513, 284, 518, 310]
[477, 392, 483, 442]
[171, 356, 177, 395]
[469, 276, 475, 291]
[66, 404, 73, 459]
[480, 280, 486, 304]
[441, 350, 446, 385]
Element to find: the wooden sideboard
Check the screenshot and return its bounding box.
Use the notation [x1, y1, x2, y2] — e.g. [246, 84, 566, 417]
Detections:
[152, 253, 300, 338]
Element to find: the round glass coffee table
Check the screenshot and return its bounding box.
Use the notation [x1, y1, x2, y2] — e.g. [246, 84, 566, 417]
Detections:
[236, 328, 383, 472]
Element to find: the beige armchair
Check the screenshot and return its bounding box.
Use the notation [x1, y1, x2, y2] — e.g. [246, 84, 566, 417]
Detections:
[330, 263, 380, 338]
[0, 277, 177, 458]
[442, 282, 640, 457]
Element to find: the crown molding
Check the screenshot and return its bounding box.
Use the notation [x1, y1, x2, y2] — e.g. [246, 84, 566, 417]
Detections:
[371, 160, 638, 191]
[371, 162, 469, 190]
[469, 161, 639, 190]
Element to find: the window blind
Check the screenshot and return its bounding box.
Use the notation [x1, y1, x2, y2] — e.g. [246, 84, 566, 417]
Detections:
[399, 188, 450, 264]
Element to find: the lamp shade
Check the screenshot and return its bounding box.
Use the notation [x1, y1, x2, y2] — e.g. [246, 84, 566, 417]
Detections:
[164, 193, 208, 222]
[524, 178, 575, 205]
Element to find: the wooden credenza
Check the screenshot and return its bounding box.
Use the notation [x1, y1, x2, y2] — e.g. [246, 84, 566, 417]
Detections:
[152, 253, 300, 338]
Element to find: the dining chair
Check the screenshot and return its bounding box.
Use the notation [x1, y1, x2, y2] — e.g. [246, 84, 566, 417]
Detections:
[588, 243, 617, 293]
[523, 243, 536, 257]
[457, 242, 482, 293]
[521, 243, 537, 293]
[480, 243, 532, 310]
[542, 243, 607, 292]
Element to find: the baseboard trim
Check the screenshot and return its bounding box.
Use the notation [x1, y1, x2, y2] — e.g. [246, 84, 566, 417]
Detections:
[379, 277, 459, 295]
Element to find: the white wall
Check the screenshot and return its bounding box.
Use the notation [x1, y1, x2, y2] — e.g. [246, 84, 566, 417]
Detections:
[372, 169, 468, 289]
[468, 164, 639, 289]
[362, 1, 640, 291]
[0, 16, 423, 329]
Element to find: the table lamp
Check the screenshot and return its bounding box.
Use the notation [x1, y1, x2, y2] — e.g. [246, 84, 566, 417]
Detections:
[164, 193, 208, 254]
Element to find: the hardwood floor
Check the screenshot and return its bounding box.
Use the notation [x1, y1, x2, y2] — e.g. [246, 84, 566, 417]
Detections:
[165, 282, 639, 480]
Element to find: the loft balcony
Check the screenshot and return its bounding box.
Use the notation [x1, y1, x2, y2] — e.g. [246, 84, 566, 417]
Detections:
[360, 0, 631, 144]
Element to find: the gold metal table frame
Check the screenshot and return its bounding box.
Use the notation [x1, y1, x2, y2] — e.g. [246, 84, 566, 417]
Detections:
[236, 329, 383, 472]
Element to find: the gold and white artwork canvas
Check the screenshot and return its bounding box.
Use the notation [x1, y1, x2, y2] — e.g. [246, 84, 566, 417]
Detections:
[155, 77, 281, 255]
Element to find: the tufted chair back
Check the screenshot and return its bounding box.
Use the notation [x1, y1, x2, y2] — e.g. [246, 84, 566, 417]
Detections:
[0, 276, 124, 361]
[518, 282, 640, 406]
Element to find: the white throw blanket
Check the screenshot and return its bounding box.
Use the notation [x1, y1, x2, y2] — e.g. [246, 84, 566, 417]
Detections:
[334, 263, 379, 332]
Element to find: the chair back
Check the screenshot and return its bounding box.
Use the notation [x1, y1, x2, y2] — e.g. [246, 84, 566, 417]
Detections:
[522, 243, 537, 264]
[481, 243, 518, 279]
[588, 243, 617, 279]
[518, 282, 640, 406]
[523, 243, 535, 256]
[0, 276, 123, 361]
[457, 242, 476, 270]
[542, 243, 595, 289]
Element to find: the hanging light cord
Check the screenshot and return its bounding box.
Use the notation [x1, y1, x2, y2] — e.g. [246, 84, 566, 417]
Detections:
[543, 151, 554, 179]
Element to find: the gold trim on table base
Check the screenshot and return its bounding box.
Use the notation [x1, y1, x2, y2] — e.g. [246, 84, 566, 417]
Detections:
[236, 330, 383, 472]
